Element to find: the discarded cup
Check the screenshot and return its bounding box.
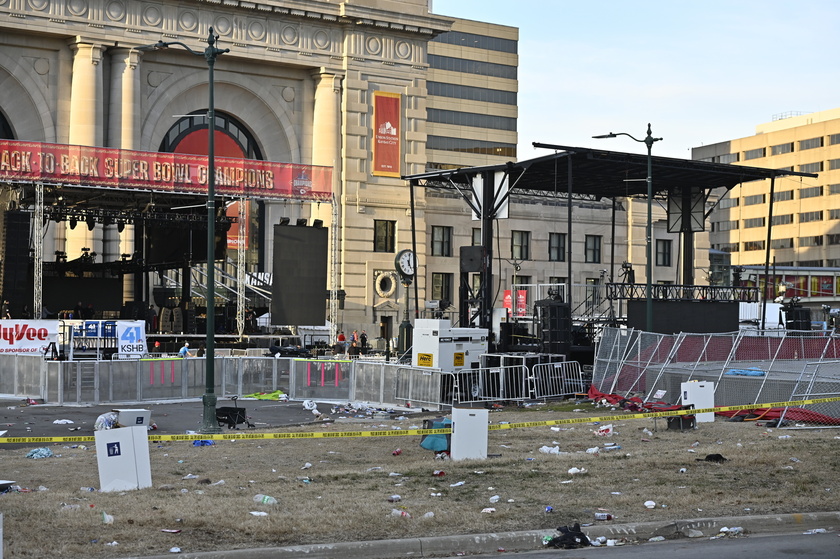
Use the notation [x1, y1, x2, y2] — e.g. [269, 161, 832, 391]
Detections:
[253, 494, 277, 505]
[390, 509, 411, 518]
[489, 495, 500, 503]
[432, 470, 446, 477]
[388, 495, 401, 502]
[644, 500, 656, 509]
[392, 448, 402, 456]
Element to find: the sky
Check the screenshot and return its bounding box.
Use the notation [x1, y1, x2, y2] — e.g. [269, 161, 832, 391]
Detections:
[432, 0, 840, 160]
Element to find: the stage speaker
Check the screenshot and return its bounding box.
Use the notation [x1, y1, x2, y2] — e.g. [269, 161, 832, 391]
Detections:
[535, 299, 571, 355]
[2, 211, 31, 317]
[271, 224, 328, 326]
[787, 307, 811, 331]
[460, 246, 484, 273]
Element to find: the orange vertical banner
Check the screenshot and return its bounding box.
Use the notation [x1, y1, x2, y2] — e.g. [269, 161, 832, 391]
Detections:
[372, 91, 401, 177]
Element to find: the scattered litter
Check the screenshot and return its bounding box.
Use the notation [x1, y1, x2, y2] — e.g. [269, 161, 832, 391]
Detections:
[392, 448, 402, 456]
[480, 507, 496, 513]
[26, 448, 53, 459]
[790, 457, 801, 463]
[169, 547, 182, 553]
[94, 412, 119, 431]
[390, 509, 411, 518]
[389, 472, 402, 477]
[648, 536, 665, 542]
[430, 492, 442, 497]
[433, 470, 446, 477]
[544, 523, 590, 548]
[586, 447, 600, 454]
[249, 511, 269, 517]
[161, 529, 182, 533]
[545, 506, 553, 513]
[192, 440, 214, 446]
[803, 528, 827, 534]
[61, 504, 81, 511]
[101, 512, 114, 524]
[679, 468, 687, 473]
[388, 495, 401, 502]
[105, 541, 119, 547]
[644, 500, 656, 509]
[602, 444, 621, 452]
[423, 511, 435, 518]
[489, 495, 500, 503]
[182, 474, 198, 480]
[567, 467, 587, 475]
[778, 435, 792, 440]
[211, 480, 225, 486]
[53, 419, 74, 424]
[596, 424, 614, 437]
[539, 445, 561, 454]
[301, 463, 312, 470]
[253, 494, 277, 505]
[449, 481, 465, 487]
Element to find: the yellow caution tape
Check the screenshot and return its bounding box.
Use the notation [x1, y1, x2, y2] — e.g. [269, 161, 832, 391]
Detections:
[1, 396, 838, 444]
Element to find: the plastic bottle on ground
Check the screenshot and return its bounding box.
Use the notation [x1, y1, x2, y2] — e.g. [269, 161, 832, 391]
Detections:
[594, 512, 614, 520]
[253, 494, 277, 505]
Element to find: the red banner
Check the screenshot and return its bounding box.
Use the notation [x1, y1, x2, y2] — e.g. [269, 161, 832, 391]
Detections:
[226, 200, 250, 250]
[372, 92, 401, 177]
[0, 140, 333, 201]
[516, 289, 528, 317]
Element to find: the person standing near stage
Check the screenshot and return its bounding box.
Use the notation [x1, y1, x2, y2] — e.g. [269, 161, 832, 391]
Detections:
[178, 342, 194, 358]
[337, 331, 346, 352]
[360, 330, 368, 351]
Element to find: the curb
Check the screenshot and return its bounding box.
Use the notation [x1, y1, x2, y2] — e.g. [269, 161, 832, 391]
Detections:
[121, 511, 840, 559]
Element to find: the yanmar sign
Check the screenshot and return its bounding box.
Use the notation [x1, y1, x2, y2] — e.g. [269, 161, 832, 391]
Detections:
[0, 320, 58, 354]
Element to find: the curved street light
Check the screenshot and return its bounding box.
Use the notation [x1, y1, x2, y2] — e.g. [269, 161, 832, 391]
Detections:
[146, 29, 229, 433]
[593, 124, 662, 332]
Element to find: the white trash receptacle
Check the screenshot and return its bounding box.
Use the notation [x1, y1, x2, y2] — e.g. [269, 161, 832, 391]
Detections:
[451, 408, 489, 461]
[95, 426, 152, 492]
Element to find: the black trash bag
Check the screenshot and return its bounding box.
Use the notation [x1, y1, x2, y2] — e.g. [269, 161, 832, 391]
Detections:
[546, 523, 590, 549]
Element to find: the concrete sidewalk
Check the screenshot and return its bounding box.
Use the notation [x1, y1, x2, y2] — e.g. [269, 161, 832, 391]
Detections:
[119, 511, 840, 559]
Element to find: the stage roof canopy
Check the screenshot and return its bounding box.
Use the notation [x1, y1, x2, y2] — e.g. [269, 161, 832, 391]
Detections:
[404, 143, 818, 199]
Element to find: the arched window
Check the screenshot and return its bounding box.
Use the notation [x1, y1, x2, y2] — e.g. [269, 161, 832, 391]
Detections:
[158, 110, 262, 160]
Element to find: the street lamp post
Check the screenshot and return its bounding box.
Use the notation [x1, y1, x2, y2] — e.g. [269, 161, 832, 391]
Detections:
[148, 29, 229, 433]
[593, 124, 662, 332]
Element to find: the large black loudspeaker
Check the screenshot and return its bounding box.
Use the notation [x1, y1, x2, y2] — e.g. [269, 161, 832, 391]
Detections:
[460, 246, 484, 273]
[271, 224, 328, 326]
[535, 299, 571, 355]
[2, 211, 31, 317]
[787, 307, 811, 331]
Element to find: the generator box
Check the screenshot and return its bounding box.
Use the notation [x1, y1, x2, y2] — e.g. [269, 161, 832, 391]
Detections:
[412, 319, 488, 372]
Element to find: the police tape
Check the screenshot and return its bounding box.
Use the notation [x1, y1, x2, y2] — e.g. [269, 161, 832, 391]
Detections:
[2, 395, 839, 445]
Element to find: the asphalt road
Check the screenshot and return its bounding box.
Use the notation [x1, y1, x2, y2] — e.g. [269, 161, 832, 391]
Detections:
[487, 532, 839, 558]
[0, 397, 332, 448]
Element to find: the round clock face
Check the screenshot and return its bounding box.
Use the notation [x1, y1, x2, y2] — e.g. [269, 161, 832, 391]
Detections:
[396, 249, 416, 277]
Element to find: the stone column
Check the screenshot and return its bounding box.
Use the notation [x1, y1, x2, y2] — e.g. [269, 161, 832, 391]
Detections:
[107, 47, 142, 302]
[311, 71, 342, 169]
[67, 41, 105, 260]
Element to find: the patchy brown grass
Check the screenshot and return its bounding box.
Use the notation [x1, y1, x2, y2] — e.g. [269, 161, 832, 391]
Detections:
[0, 402, 837, 558]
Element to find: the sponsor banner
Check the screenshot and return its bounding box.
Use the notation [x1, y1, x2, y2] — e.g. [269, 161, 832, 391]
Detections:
[372, 92, 401, 177]
[0, 320, 58, 354]
[226, 200, 250, 250]
[117, 321, 147, 356]
[516, 289, 527, 317]
[0, 139, 332, 201]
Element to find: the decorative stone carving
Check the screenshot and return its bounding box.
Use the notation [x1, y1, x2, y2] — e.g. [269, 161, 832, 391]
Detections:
[178, 10, 198, 32]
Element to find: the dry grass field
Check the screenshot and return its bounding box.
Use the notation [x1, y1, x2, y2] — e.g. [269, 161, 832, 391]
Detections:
[0, 401, 838, 558]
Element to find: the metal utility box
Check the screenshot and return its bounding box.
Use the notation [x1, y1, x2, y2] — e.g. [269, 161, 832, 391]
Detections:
[681, 381, 715, 423]
[95, 426, 152, 492]
[450, 408, 488, 461]
[113, 409, 152, 428]
[412, 319, 488, 373]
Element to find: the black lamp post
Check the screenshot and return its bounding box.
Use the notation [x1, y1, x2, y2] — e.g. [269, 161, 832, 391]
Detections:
[147, 29, 229, 433]
[593, 124, 662, 332]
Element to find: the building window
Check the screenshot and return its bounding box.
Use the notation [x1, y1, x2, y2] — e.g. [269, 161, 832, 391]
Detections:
[431, 226, 453, 257]
[426, 135, 516, 158]
[743, 217, 765, 228]
[771, 214, 793, 225]
[743, 194, 765, 206]
[799, 211, 823, 223]
[431, 273, 453, 302]
[426, 81, 517, 106]
[799, 235, 823, 247]
[718, 197, 739, 209]
[773, 190, 794, 202]
[771, 142, 794, 155]
[776, 166, 794, 172]
[800, 137, 824, 150]
[743, 240, 765, 251]
[427, 54, 517, 80]
[713, 220, 739, 231]
[798, 259, 823, 267]
[715, 242, 739, 252]
[431, 30, 518, 54]
[827, 234, 840, 245]
[800, 186, 823, 199]
[472, 228, 481, 246]
[827, 258, 840, 266]
[549, 232, 566, 262]
[427, 109, 516, 132]
[771, 238, 794, 249]
[549, 276, 567, 285]
[829, 159, 840, 171]
[830, 134, 840, 146]
[373, 220, 396, 252]
[799, 162, 824, 173]
[719, 153, 739, 164]
[744, 147, 766, 160]
[830, 209, 840, 220]
[511, 230, 530, 260]
[655, 239, 672, 267]
[585, 235, 602, 263]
